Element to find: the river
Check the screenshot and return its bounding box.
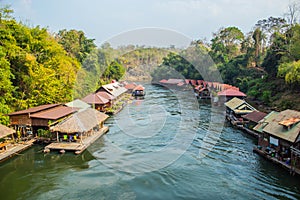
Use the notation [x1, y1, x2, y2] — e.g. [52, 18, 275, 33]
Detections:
[0, 83, 299, 200]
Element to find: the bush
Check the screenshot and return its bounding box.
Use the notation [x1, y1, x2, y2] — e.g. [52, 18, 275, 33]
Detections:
[261, 90, 272, 104]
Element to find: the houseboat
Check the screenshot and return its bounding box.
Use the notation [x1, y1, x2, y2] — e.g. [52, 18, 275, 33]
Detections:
[132, 85, 145, 97]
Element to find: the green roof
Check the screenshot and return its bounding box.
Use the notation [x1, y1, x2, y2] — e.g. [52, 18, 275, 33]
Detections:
[253, 111, 279, 133]
[262, 110, 300, 143]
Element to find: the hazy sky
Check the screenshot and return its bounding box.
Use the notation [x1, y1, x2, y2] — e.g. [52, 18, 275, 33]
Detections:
[2, 0, 292, 47]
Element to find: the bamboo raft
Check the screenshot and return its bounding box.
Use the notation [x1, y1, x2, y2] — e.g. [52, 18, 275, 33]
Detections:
[44, 126, 109, 154]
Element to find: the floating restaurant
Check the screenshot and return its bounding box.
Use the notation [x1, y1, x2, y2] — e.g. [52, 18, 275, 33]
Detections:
[45, 108, 109, 154]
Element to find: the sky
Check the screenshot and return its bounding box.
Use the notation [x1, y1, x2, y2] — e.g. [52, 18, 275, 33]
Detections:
[1, 0, 293, 47]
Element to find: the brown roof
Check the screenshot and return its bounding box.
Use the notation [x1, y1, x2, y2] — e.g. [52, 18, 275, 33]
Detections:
[96, 91, 115, 100]
[8, 104, 60, 116]
[125, 83, 137, 90]
[0, 124, 15, 139]
[30, 106, 77, 120]
[82, 93, 109, 105]
[242, 111, 267, 123]
[218, 89, 246, 97]
[50, 108, 109, 133]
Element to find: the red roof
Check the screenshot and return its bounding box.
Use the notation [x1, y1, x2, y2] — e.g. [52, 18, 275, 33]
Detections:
[125, 83, 137, 90]
[185, 79, 190, 84]
[217, 89, 246, 97]
[133, 85, 145, 91]
[242, 111, 267, 123]
[82, 93, 109, 104]
[190, 80, 197, 86]
[159, 79, 168, 83]
[30, 106, 77, 120]
[8, 104, 60, 116]
[96, 91, 115, 100]
[177, 82, 185, 86]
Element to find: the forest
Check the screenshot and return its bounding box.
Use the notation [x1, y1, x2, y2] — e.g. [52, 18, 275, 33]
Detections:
[1, 3, 300, 125]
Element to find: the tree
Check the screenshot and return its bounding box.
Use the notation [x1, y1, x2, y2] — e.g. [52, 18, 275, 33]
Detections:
[210, 26, 244, 64]
[102, 60, 125, 81]
[56, 29, 96, 62]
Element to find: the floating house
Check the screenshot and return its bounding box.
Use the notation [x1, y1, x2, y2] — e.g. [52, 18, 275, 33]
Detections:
[47, 108, 109, 154]
[253, 110, 300, 175]
[8, 104, 77, 137]
[132, 85, 145, 97]
[96, 91, 115, 108]
[225, 97, 256, 126]
[82, 93, 110, 112]
[0, 124, 15, 151]
[194, 86, 210, 99]
[96, 82, 127, 101]
[0, 124, 35, 163]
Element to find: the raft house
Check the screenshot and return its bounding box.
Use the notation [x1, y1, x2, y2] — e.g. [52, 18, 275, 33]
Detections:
[132, 85, 145, 97]
[224, 97, 256, 127]
[222, 96, 300, 176]
[253, 110, 300, 175]
[0, 124, 35, 163]
[45, 108, 109, 154]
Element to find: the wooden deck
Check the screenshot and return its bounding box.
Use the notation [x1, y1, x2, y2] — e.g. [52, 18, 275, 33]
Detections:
[44, 126, 109, 154]
[253, 147, 300, 176]
[0, 139, 36, 163]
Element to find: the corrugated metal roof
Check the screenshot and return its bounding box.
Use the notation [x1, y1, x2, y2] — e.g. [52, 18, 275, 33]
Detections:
[242, 111, 268, 123]
[82, 93, 109, 105]
[225, 97, 256, 114]
[50, 108, 109, 133]
[8, 104, 60, 116]
[99, 82, 127, 97]
[0, 124, 15, 139]
[260, 110, 300, 142]
[253, 111, 279, 133]
[218, 89, 246, 97]
[30, 106, 77, 120]
[96, 91, 115, 100]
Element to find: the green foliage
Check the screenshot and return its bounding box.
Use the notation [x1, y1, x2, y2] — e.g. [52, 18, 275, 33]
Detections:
[0, 7, 81, 117]
[278, 60, 300, 83]
[37, 129, 52, 138]
[102, 60, 125, 81]
[262, 90, 272, 103]
[210, 26, 245, 65]
[56, 29, 96, 62]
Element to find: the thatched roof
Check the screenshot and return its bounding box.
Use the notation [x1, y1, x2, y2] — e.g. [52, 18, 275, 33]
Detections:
[50, 108, 109, 133]
[0, 124, 15, 139]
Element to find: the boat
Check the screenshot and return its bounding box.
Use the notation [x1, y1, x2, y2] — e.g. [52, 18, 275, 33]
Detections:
[132, 85, 145, 97]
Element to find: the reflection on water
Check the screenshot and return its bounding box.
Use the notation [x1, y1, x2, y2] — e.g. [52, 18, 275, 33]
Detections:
[0, 83, 299, 200]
